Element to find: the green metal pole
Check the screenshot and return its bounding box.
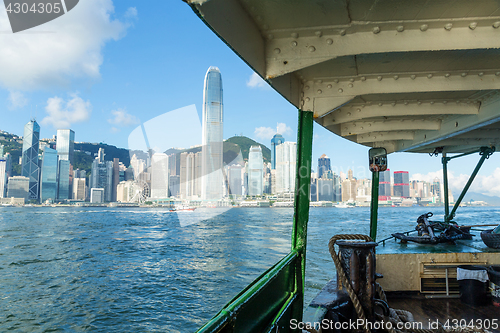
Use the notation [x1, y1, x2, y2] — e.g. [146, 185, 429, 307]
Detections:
[370, 171, 380, 241]
[448, 147, 493, 221]
[442, 153, 450, 223]
[291, 109, 313, 324]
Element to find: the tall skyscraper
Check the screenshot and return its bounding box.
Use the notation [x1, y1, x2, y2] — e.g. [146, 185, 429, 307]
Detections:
[0, 145, 4, 157]
[0, 157, 7, 198]
[56, 129, 75, 163]
[276, 142, 296, 194]
[112, 158, 120, 201]
[379, 169, 391, 200]
[227, 164, 243, 196]
[201, 66, 224, 201]
[73, 178, 86, 201]
[271, 134, 285, 170]
[151, 153, 169, 199]
[394, 171, 410, 198]
[21, 120, 40, 200]
[40, 147, 58, 203]
[318, 154, 331, 179]
[56, 129, 75, 199]
[90, 148, 114, 202]
[248, 146, 263, 196]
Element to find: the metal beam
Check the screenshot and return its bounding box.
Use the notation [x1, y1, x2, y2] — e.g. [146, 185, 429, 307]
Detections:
[266, 20, 500, 78]
[401, 94, 500, 152]
[356, 131, 415, 143]
[303, 73, 500, 114]
[340, 118, 441, 136]
[319, 102, 480, 125]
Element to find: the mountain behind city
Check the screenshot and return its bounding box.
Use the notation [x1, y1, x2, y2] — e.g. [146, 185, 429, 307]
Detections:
[0, 131, 271, 177]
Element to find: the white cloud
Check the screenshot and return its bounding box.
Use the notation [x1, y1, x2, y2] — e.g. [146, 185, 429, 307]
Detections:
[124, 7, 138, 19]
[246, 72, 269, 89]
[0, 0, 132, 90]
[8, 90, 28, 109]
[254, 122, 292, 141]
[108, 109, 139, 126]
[254, 126, 276, 141]
[411, 168, 500, 197]
[277, 122, 292, 136]
[41, 93, 92, 129]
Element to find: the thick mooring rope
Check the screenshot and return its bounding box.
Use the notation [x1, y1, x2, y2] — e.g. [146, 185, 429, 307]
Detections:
[301, 234, 492, 333]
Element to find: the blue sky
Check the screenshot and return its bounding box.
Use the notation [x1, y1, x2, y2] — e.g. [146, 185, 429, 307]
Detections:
[1, 1, 500, 196]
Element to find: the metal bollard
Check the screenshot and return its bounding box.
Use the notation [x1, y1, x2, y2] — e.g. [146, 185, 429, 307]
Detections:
[336, 240, 378, 320]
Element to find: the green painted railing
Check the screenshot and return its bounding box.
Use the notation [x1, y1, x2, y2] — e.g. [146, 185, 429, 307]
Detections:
[194, 110, 314, 332]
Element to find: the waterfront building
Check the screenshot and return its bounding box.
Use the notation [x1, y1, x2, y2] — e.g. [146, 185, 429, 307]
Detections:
[333, 173, 341, 202]
[112, 158, 120, 202]
[341, 169, 357, 202]
[271, 134, 285, 169]
[227, 164, 243, 196]
[116, 180, 135, 202]
[73, 169, 86, 179]
[90, 148, 113, 202]
[318, 154, 331, 179]
[194, 151, 202, 198]
[130, 154, 146, 179]
[56, 129, 75, 163]
[57, 160, 70, 200]
[0, 144, 3, 156]
[180, 152, 194, 199]
[73, 178, 86, 201]
[248, 146, 263, 196]
[151, 153, 169, 199]
[7, 176, 30, 201]
[317, 178, 334, 201]
[40, 147, 58, 203]
[394, 171, 410, 198]
[169, 175, 180, 197]
[201, 66, 224, 201]
[310, 178, 317, 201]
[0, 157, 6, 198]
[90, 188, 104, 203]
[379, 168, 391, 200]
[275, 142, 296, 194]
[56, 129, 75, 199]
[21, 120, 40, 200]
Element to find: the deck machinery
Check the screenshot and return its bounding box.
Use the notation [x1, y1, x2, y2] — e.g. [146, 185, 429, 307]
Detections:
[184, 1, 500, 332]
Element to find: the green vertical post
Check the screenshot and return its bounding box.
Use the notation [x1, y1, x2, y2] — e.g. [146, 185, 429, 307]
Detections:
[370, 171, 380, 241]
[442, 153, 450, 222]
[291, 109, 313, 323]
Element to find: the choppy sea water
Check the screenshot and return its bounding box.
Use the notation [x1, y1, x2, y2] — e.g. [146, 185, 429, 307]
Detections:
[0, 206, 498, 332]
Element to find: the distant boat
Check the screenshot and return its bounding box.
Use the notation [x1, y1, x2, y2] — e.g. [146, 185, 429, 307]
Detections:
[170, 205, 196, 212]
[334, 202, 354, 208]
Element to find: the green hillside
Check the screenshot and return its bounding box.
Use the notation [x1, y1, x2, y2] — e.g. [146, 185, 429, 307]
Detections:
[225, 136, 271, 163]
[164, 136, 271, 170]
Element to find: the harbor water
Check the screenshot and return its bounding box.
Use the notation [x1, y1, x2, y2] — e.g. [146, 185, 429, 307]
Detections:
[1, 206, 499, 332]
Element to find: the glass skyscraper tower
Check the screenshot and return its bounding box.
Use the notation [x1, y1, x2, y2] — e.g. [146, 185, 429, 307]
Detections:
[56, 129, 75, 200]
[21, 119, 40, 200]
[201, 66, 224, 201]
[40, 147, 58, 203]
[271, 134, 285, 169]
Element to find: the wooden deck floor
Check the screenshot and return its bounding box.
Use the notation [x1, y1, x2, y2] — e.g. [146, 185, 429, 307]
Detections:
[388, 297, 500, 332]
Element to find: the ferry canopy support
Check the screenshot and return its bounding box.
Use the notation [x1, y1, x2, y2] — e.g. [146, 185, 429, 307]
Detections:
[442, 146, 495, 223]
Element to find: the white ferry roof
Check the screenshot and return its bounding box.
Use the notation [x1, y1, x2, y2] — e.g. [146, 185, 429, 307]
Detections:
[187, 0, 500, 154]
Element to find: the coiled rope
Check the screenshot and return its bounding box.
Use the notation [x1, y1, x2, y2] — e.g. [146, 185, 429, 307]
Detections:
[304, 234, 491, 333]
